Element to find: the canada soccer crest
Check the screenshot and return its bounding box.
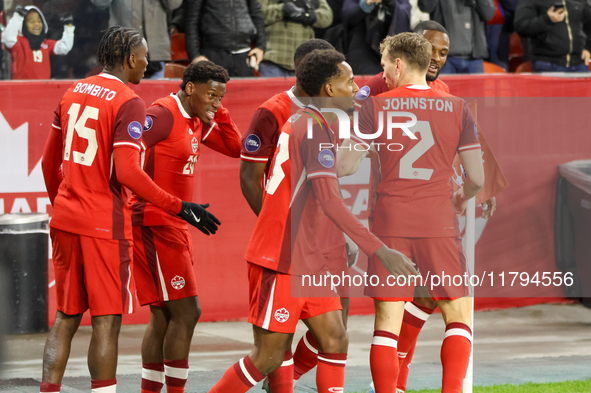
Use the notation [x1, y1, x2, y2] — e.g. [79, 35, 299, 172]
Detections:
[274, 308, 289, 323]
[191, 137, 199, 153]
[171, 276, 185, 290]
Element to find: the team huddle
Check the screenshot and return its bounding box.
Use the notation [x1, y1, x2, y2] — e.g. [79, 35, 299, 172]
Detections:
[40, 21, 492, 393]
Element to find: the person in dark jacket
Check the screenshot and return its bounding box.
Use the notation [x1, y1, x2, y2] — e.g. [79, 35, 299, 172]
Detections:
[514, 0, 591, 72]
[419, 0, 495, 73]
[183, 0, 267, 77]
[342, 0, 411, 75]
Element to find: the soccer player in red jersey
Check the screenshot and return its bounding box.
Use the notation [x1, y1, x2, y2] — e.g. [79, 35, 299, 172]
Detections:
[208, 49, 417, 393]
[40, 27, 218, 393]
[131, 61, 240, 393]
[339, 33, 485, 393]
[356, 22, 498, 392]
[240, 39, 355, 392]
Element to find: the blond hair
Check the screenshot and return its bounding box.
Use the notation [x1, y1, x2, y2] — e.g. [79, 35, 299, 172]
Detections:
[380, 32, 431, 72]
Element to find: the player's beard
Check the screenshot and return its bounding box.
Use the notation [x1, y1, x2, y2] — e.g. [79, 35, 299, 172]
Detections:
[426, 68, 441, 83]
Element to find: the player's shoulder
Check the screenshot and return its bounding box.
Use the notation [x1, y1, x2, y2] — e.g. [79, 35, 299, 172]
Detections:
[261, 90, 291, 113]
[361, 72, 389, 97]
[430, 78, 450, 94]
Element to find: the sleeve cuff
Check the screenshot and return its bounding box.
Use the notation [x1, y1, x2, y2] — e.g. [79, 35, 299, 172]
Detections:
[458, 143, 481, 152]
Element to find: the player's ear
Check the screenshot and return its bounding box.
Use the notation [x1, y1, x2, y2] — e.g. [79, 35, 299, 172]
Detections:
[185, 81, 194, 95]
[127, 53, 136, 70]
[324, 82, 334, 97]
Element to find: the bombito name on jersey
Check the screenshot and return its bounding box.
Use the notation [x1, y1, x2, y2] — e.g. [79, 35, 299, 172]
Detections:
[72, 82, 118, 101]
[380, 97, 454, 112]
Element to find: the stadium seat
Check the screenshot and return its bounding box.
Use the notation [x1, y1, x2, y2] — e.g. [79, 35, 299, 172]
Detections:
[171, 33, 189, 63]
[483, 61, 507, 73]
[164, 63, 187, 79]
[516, 61, 533, 73]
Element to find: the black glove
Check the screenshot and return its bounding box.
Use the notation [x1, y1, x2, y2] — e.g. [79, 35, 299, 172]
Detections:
[15, 5, 27, 18]
[283, 1, 317, 27]
[177, 202, 221, 235]
[60, 12, 74, 25]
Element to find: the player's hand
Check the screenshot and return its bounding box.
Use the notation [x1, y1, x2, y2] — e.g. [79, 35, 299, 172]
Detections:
[547, 6, 566, 23]
[177, 202, 221, 235]
[374, 245, 417, 278]
[192, 55, 209, 63]
[481, 196, 496, 219]
[453, 188, 468, 216]
[344, 234, 359, 268]
[60, 12, 74, 26]
[14, 5, 27, 17]
[582, 49, 591, 66]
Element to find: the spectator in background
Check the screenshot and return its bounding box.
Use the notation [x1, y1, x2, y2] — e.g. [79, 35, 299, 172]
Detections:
[419, 0, 495, 73]
[183, 0, 266, 77]
[259, 0, 333, 77]
[1, 5, 74, 79]
[90, 0, 182, 78]
[342, 0, 411, 75]
[514, 0, 591, 72]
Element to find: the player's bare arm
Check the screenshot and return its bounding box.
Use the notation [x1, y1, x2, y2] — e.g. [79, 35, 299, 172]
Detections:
[240, 161, 266, 216]
[454, 148, 485, 216]
[336, 138, 369, 177]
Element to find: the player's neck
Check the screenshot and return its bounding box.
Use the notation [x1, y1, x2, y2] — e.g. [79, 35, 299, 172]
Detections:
[293, 84, 309, 102]
[177, 90, 195, 118]
[102, 68, 128, 85]
[396, 72, 428, 88]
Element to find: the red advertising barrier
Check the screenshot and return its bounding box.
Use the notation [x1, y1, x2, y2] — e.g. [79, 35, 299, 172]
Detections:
[1, 74, 588, 326]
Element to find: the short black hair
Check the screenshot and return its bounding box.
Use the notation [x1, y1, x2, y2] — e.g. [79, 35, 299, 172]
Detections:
[413, 20, 449, 36]
[297, 49, 347, 97]
[294, 39, 335, 65]
[180, 61, 230, 90]
[97, 26, 144, 70]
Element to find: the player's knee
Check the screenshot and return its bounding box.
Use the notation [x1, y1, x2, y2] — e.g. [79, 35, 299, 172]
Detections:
[249, 348, 285, 376]
[319, 329, 349, 353]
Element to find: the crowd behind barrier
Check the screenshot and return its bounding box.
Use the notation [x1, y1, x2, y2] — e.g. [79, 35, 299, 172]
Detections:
[1, 0, 590, 80]
[0, 73, 589, 325]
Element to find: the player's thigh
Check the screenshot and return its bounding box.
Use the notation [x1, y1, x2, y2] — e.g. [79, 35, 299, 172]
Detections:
[133, 225, 198, 307]
[437, 297, 473, 328]
[247, 262, 304, 334]
[413, 237, 468, 300]
[50, 228, 88, 315]
[373, 298, 406, 334]
[365, 237, 415, 301]
[80, 235, 135, 316]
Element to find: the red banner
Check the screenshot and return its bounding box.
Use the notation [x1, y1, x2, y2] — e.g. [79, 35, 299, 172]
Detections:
[1, 74, 588, 325]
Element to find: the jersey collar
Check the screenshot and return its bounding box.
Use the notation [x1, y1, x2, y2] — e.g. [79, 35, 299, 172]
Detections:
[171, 93, 192, 119]
[406, 84, 431, 90]
[303, 103, 330, 132]
[98, 73, 124, 84]
[287, 87, 306, 108]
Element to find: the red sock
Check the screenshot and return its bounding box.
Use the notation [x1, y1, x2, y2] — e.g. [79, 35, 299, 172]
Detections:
[91, 378, 117, 393]
[208, 356, 264, 393]
[370, 330, 399, 393]
[396, 302, 434, 392]
[40, 382, 61, 392]
[441, 323, 472, 393]
[268, 351, 294, 393]
[316, 352, 347, 393]
[164, 359, 189, 393]
[293, 330, 319, 380]
[141, 362, 165, 393]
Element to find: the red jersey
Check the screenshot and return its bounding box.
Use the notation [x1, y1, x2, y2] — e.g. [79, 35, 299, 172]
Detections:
[245, 107, 383, 274]
[360, 72, 450, 97]
[242, 88, 346, 255]
[50, 73, 148, 240]
[8, 35, 56, 80]
[354, 85, 480, 238]
[131, 94, 241, 227]
[240, 88, 306, 180]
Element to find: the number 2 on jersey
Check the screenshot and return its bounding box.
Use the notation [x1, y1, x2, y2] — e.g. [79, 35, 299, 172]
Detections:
[399, 120, 434, 180]
[64, 103, 99, 166]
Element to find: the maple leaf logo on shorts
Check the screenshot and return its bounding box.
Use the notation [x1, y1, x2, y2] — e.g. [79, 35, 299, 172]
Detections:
[171, 276, 185, 290]
[274, 308, 289, 323]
